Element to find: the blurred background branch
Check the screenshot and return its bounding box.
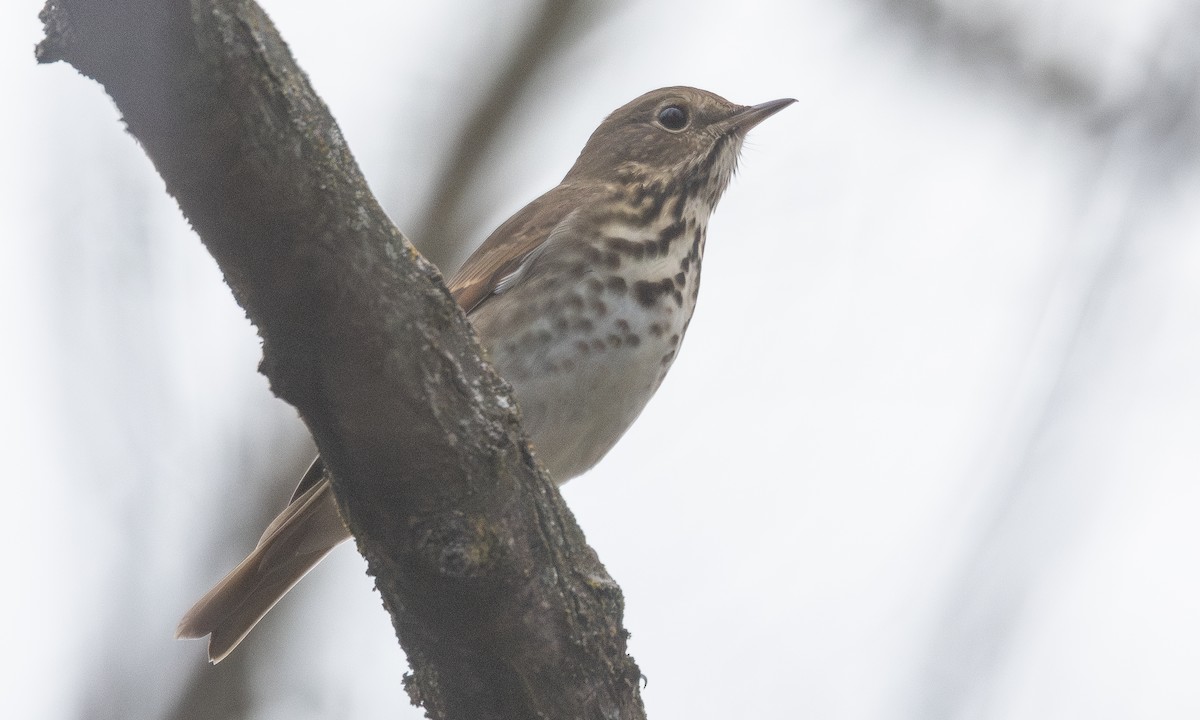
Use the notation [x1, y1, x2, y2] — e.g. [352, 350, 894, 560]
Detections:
[406, 0, 618, 273]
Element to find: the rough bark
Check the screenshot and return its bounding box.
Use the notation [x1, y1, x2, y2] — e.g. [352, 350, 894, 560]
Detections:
[36, 1, 644, 718]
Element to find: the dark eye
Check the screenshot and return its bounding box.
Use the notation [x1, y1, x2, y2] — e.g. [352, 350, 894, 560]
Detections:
[657, 105, 689, 131]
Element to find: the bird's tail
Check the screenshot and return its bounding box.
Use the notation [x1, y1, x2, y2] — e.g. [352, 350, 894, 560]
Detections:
[176, 475, 351, 663]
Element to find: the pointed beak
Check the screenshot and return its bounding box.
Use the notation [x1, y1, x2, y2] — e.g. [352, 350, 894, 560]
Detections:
[721, 97, 797, 135]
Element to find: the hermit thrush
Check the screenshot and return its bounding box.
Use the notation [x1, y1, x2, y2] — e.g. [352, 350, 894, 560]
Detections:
[178, 86, 794, 662]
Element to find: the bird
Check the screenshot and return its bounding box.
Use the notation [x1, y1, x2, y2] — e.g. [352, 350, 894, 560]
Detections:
[177, 86, 795, 663]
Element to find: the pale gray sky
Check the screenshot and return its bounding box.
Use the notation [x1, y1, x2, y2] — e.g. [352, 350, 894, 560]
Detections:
[4, 1, 1199, 718]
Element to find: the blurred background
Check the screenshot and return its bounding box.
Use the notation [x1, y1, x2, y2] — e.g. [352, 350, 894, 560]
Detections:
[4, 0, 1199, 718]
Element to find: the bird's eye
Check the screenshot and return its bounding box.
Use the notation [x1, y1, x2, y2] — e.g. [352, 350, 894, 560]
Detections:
[657, 105, 689, 131]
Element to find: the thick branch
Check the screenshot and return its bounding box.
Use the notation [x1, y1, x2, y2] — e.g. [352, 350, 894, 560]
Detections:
[37, 1, 643, 718]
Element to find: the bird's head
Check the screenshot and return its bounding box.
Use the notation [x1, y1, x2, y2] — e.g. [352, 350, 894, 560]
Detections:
[564, 86, 795, 201]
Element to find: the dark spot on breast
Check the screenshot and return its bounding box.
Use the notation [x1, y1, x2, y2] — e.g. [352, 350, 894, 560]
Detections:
[673, 272, 686, 287]
[573, 318, 594, 333]
[649, 322, 665, 337]
[591, 338, 606, 352]
[633, 278, 675, 308]
[660, 221, 685, 244]
[604, 252, 621, 269]
[607, 237, 645, 260]
[670, 193, 685, 222]
[566, 293, 584, 310]
[672, 290, 683, 306]
[629, 182, 650, 205]
[634, 183, 671, 224]
[679, 256, 691, 272]
[575, 340, 591, 355]
[607, 334, 623, 348]
[661, 350, 676, 365]
[606, 276, 627, 294]
[587, 277, 605, 293]
[537, 329, 553, 344]
[590, 299, 608, 316]
[625, 334, 641, 348]
[614, 319, 630, 333]
[584, 246, 603, 263]
[553, 317, 569, 332]
[668, 333, 680, 347]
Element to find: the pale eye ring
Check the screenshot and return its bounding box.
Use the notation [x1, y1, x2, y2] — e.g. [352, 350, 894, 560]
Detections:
[657, 105, 689, 131]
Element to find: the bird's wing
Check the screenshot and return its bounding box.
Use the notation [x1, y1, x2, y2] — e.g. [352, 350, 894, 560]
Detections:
[274, 186, 598, 532]
[448, 182, 602, 314]
[276, 186, 600, 508]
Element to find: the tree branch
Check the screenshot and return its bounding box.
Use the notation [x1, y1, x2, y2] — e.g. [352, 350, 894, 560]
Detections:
[36, 1, 644, 718]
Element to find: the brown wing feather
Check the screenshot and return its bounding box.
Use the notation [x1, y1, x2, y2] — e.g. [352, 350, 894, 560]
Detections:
[448, 182, 603, 314]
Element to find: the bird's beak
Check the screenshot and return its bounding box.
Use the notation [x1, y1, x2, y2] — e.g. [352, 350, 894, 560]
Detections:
[721, 97, 797, 135]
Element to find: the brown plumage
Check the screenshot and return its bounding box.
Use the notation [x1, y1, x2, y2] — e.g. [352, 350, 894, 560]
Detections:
[177, 87, 794, 662]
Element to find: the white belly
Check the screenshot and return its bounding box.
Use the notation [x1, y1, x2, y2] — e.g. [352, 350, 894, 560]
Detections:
[467, 209, 707, 483]
[497, 294, 688, 481]
[471, 264, 701, 480]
